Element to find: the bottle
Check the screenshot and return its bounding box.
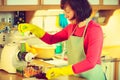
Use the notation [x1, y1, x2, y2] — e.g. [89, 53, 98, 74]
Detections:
[55, 42, 63, 54]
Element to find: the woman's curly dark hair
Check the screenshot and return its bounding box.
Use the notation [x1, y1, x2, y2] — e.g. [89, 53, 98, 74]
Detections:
[60, 0, 92, 23]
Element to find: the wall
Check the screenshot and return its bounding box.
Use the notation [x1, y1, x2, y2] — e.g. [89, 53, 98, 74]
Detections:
[102, 9, 120, 46]
[25, 10, 66, 48]
[26, 10, 65, 33]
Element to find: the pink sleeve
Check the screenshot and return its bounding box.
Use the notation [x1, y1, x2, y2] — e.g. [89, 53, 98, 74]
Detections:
[40, 24, 73, 44]
[72, 24, 103, 74]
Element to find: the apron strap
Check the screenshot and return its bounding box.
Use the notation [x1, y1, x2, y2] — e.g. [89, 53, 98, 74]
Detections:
[82, 18, 91, 37]
[71, 18, 91, 37]
[71, 24, 77, 35]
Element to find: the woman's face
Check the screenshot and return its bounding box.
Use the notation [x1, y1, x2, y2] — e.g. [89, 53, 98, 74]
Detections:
[64, 5, 76, 23]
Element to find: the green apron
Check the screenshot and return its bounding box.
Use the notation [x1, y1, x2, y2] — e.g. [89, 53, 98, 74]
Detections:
[66, 20, 106, 80]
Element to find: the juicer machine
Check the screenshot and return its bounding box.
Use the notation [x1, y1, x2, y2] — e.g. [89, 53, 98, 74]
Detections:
[0, 32, 36, 73]
[0, 42, 36, 73]
[0, 43, 23, 73]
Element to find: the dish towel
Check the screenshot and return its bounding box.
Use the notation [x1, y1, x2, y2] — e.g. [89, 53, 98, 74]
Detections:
[59, 14, 68, 28]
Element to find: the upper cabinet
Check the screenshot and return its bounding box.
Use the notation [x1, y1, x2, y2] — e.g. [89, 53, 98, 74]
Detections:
[6, 0, 39, 5]
[40, 0, 120, 10]
[40, 0, 60, 9]
[90, 0, 120, 10]
[103, 0, 119, 5]
[42, 0, 60, 5]
[0, 0, 120, 11]
[88, 0, 100, 5]
[88, 0, 119, 6]
[0, 0, 41, 11]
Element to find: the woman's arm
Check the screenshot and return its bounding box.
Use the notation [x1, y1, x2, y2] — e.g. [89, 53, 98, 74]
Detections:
[41, 24, 73, 44]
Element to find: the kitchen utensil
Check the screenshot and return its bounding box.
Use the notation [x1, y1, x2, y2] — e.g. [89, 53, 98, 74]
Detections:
[31, 45, 55, 59]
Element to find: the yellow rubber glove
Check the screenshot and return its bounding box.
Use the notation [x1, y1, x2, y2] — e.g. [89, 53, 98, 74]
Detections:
[46, 65, 74, 79]
[18, 23, 45, 38]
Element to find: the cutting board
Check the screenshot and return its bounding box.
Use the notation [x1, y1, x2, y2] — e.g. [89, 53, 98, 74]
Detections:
[30, 59, 55, 73]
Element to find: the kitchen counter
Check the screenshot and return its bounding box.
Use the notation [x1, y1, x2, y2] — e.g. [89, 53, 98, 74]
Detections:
[102, 45, 120, 58]
[0, 70, 86, 80]
[0, 70, 23, 80]
[0, 59, 86, 80]
[102, 45, 120, 80]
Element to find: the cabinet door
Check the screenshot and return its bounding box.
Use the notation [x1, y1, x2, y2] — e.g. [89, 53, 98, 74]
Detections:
[0, 0, 40, 11]
[5, 0, 39, 5]
[88, 0, 99, 5]
[103, 0, 119, 5]
[42, 0, 60, 5]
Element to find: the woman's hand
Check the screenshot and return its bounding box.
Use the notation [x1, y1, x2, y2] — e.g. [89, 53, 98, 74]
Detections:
[46, 65, 74, 79]
[18, 23, 45, 38]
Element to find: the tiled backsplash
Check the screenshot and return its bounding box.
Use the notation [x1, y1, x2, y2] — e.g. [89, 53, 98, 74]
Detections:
[29, 10, 67, 33]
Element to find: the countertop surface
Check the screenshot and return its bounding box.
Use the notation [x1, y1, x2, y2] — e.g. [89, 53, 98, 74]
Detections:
[102, 45, 120, 58]
[0, 70, 23, 80]
[0, 70, 86, 80]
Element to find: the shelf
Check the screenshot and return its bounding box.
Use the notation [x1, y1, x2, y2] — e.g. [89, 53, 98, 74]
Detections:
[98, 5, 120, 10]
[0, 5, 41, 11]
[98, 10, 115, 25]
[41, 5, 60, 10]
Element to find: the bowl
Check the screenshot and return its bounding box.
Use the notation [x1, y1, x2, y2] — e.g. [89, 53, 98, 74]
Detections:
[32, 45, 55, 59]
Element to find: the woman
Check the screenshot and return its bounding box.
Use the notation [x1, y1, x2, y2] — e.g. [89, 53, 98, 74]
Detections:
[18, 0, 106, 80]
